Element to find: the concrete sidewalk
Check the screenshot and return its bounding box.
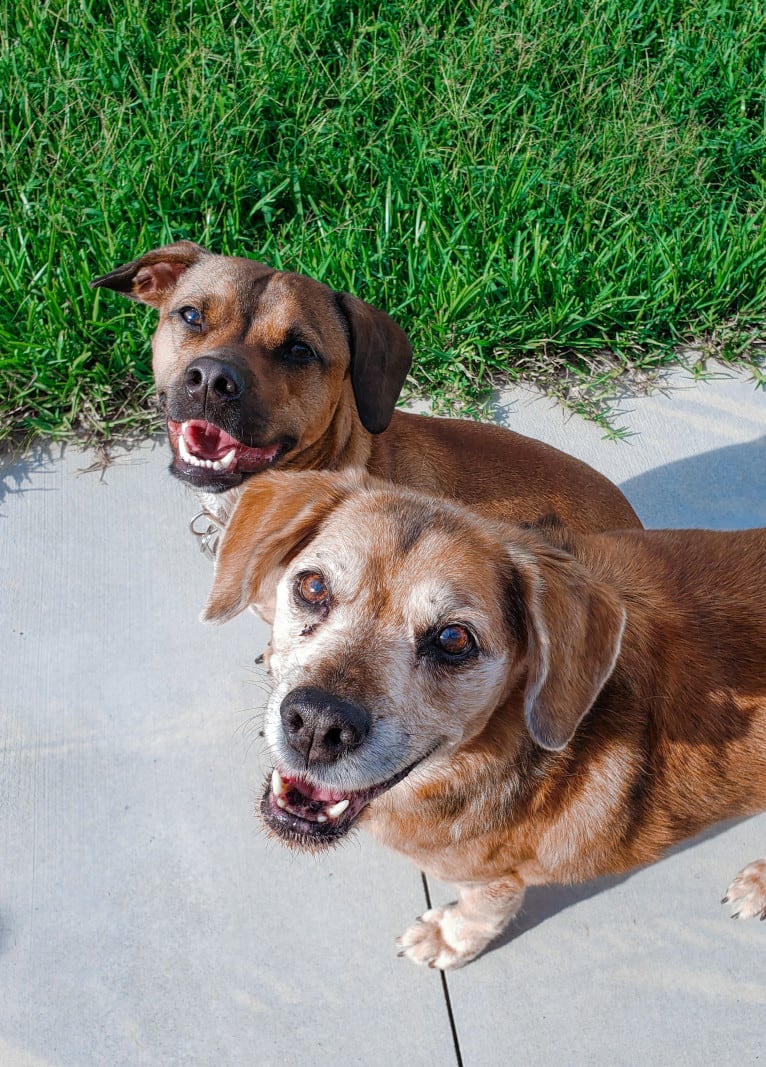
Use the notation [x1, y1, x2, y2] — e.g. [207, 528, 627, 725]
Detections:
[1, 365, 765, 1066]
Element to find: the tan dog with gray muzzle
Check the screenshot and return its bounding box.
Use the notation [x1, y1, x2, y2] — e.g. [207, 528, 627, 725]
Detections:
[203, 470, 766, 969]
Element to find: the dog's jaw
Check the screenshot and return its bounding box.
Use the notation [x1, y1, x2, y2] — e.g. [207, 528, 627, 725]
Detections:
[259, 769, 367, 851]
[261, 750, 440, 852]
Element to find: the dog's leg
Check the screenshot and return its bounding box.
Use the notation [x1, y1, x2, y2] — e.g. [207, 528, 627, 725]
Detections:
[723, 858, 766, 921]
[396, 876, 526, 970]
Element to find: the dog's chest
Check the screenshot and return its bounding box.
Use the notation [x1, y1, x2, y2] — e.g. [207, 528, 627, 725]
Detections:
[363, 788, 525, 881]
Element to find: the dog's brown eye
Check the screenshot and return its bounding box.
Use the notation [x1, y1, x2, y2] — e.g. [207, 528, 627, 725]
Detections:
[296, 572, 329, 606]
[179, 306, 203, 328]
[436, 625, 474, 657]
[286, 342, 318, 363]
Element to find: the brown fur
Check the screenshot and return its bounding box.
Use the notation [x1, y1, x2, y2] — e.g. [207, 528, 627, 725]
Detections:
[204, 471, 766, 967]
[91, 241, 641, 534]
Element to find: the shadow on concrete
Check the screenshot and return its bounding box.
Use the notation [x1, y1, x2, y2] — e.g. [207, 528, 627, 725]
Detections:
[479, 816, 751, 960]
[0, 441, 61, 508]
[621, 436, 766, 529]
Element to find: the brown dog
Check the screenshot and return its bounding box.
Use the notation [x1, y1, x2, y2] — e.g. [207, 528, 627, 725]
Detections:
[203, 470, 766, 968]
[91, 241, 640, 534]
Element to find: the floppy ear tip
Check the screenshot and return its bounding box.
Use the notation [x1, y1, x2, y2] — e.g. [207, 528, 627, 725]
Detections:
[199, 604, 221, 625]
[356, 404, 395, 435]
[199, 595, 242, 625]
[523, 700, 573, 752]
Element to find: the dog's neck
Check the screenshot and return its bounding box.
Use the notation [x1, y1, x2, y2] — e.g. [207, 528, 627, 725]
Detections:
[191, 401, 373, 548]
[195, 488, 239, 527]
[195, 401, 375, 531]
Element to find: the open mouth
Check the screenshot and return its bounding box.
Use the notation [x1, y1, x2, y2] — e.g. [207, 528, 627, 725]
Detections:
[166, 418, 287, 488]
[260, 752, 436, 852]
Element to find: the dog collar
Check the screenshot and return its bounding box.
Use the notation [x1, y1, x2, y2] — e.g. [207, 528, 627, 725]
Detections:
[189, 511, 222, 562]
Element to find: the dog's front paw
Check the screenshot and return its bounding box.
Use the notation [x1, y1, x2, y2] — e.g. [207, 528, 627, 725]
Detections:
[723, 859, 766, 920]
[396, 906, 490, 970]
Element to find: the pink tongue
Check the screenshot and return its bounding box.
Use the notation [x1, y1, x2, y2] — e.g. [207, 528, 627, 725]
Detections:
[168, 418, 282, 468]
[287, 775, 347, 804]
[185, 420, 238, 459]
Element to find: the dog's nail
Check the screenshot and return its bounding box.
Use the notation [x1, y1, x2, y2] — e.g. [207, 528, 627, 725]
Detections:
[721, 896, 729, 904]
[255, 653, 265, 665]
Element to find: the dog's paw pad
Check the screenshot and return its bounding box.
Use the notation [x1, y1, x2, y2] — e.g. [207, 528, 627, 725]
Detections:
[396, 906, 484, 970]
[723, 859, 766, 921]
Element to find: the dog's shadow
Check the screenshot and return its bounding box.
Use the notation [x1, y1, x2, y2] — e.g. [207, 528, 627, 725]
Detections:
[479, 817, 749, 958]
[621, 435, 766, 529]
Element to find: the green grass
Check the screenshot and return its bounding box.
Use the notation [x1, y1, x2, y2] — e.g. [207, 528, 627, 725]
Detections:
[1, 0, 765, 443]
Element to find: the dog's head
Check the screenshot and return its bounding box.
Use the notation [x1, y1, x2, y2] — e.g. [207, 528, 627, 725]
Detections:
[91, 242, 412, 491]
[202, 472, 626, 850]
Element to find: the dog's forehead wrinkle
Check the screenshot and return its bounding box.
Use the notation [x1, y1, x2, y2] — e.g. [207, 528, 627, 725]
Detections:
[362, 491, 502, 555]
[312, 514, 396, 584]
[175, 259, 265, 306]
[300, 507, 509, 638]
[402, 565, 505, 628]
[242, 273, 348, 354]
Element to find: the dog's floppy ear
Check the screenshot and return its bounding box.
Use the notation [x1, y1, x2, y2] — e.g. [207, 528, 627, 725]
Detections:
[335, 292, 413, 435]
[90, 241, 207, 306]
[202, 469, 365, 624]
[512, 543, 626, 751]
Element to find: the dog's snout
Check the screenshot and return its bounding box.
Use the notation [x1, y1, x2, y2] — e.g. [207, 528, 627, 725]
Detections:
[184, 357, 245, 403]
[280, 686, 371, 764]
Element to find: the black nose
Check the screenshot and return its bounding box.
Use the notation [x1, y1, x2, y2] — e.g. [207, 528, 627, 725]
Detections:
[184, 357, 245, 403]
[280, 686, 372, 765]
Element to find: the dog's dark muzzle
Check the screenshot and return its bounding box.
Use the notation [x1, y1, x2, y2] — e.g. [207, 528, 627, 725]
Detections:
[165, 350, 254, 430]
[161, 351, 291, 491]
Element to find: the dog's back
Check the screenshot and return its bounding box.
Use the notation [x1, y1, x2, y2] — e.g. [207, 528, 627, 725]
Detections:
[574, 527, 766, 689]
[554, 527, 766, 867]
[368, 409, 642, 534]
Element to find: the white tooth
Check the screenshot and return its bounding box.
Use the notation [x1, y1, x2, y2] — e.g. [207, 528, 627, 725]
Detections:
[181, 421, 190, 433]
[276, 797, 287, 809]
[316, 814, 328, 823]
[212, 460, 223, 471]
[271, 768, 287, 797]
[326, 798, 350, 819]
[220, 447, 237, 470]
[178, 434, 192, 462]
